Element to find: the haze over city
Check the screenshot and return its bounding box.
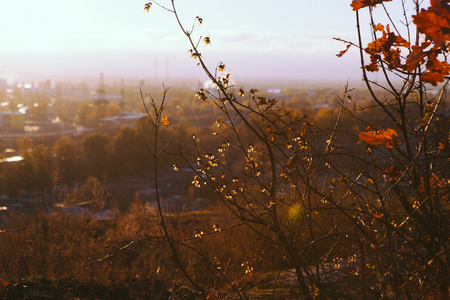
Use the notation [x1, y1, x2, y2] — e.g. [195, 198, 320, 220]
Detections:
[0, 1, 417, 85]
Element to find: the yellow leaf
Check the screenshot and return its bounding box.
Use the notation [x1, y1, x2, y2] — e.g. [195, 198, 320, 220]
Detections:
[162, 116, 169, 127]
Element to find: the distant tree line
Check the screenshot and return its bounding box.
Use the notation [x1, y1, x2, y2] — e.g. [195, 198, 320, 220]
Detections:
[1, 84, 443, 198]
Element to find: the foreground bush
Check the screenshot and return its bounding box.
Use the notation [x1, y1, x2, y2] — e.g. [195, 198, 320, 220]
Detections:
[140, 0, 449, 298]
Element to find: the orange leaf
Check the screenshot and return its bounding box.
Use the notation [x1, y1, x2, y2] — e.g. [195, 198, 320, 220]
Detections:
[359, 128, 400, 148]
[373, 23, 385, 31]
[418, 173, 445, 193]
[359, 131, 384, 146]
[421, 70, 447, 86]
[373, 213, 384, 219]
[404, 44, 429, 72]
[382, 164, 403, 182]
[380, 128, 400, 148]
[394, 35, 410, 48]
[364, 62, 379, 72]
[421, 56, 450, 86]
[364, 24, 411, 72]
[350, 0, 393, 11]
[413, 4, 450, 46]
[336, 44, 351, 57]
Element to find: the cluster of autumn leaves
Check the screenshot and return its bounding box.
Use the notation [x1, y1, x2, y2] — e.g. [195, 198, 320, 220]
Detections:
[349, 0, 449, 86]
[358, 127, 400, 149]
[347, 0, 449, 193]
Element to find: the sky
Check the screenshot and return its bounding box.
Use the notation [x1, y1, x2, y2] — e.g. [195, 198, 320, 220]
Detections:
[0, 1, 420, 86]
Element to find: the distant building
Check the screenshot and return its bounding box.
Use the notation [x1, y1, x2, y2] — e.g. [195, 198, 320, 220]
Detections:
[267, 88, 281, 94]
[0, 111, 24, 132]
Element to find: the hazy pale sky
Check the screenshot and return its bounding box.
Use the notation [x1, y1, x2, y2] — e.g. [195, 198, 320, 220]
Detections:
[0, 1, 417, 84]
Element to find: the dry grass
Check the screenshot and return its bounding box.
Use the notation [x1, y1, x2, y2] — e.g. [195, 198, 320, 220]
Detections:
[0, 199, 287, 298]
